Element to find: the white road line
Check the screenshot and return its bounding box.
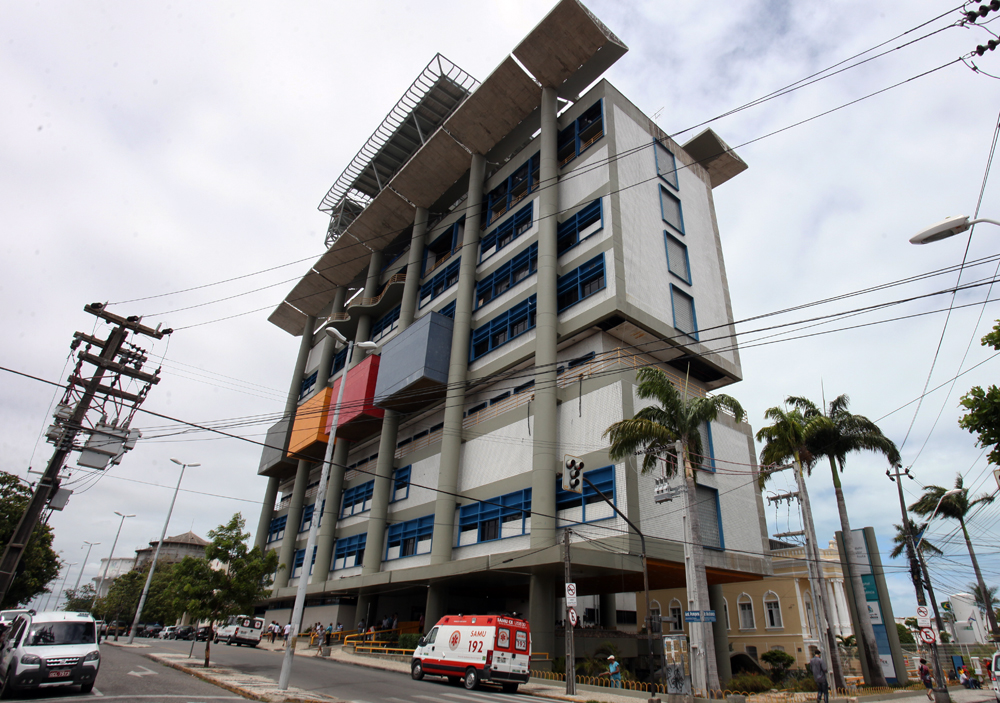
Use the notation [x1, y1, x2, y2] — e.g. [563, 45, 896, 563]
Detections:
[441, 693, 503, 702]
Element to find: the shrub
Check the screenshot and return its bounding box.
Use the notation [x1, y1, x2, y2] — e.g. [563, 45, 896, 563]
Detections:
[727, 673, 775, 693]
[398, 633, 421, 650]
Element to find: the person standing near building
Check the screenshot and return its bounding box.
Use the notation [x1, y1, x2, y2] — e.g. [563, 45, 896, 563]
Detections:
[598, 655, 621, 688]
[918, 658, 933, 700]
[810, 651, 829, 703]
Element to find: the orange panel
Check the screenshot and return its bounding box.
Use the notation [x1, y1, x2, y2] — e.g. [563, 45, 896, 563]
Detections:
[287, 387, 332, 457]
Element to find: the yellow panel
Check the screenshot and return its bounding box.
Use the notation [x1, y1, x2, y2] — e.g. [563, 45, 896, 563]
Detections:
[287, 387, 332, 457]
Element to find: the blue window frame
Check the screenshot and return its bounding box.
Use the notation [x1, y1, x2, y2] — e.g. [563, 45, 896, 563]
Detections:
[477, 243, 537, 309]
[660, 186, 684, 234]
[670, 285, 698, 340]
[341, 480, 374, 518]
[558, 100, 604, 167]
[555, 465, 616, 522]
[514, 379, 535, 394]
[422, 220, 463, 277]
[292, 546, 317, 578]
[698, 422, 716, 472]
[557, 254, 606, 312]
[664, 232, 691, 283]
[439, 300, 456, 319]
[470, 295, 537, 361]
[330, 347, 348, 377]
[557, 199, 603, 255]
[486, 155, 540, 227]
[655, 141, 679, 190]
[568, 351, 595, 369]
[696, 485, 724, 550]
[385, 515, 433, 560]
[457, 489, 532, 545]
[481, 202, 534, 262]
[299, 371, 318, 400]
[267, 515, 286, 543]
[391, 465, 411, 503]
[371, 305, 401, 342]
[333, 533, 366, 570]
[420, 259, 461, 308]
[300, 504, 314, 532]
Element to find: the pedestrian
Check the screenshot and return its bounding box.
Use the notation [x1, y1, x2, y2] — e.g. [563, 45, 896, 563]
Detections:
[283, 621, 293, 645]
[325, 622, 333, 646]
[418, 613, 425, 633]
[336, 622, 343, 633]
[391, 612, 398, 631]
[357, 618, 365, 636]
[918, 658, 933, 700]
[809, 651, 829, 703]
[597, 654, 622, 688]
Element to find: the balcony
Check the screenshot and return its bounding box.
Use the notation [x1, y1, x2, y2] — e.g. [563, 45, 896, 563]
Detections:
[373, 311, 454, 413]
[258, 418, 297, 477]
[328, 354, 385, 441]
[287, 387, 333, 460]
[325, 273, 407, 342]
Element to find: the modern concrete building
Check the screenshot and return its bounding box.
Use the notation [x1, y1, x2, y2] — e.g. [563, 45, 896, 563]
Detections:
[133, 531, 209, 569]
[947, 593, 990, 645]
[252, 0, 770, 671]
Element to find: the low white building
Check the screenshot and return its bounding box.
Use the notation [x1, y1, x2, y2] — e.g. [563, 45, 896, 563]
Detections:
[91, 556, 135, 597]
[947, 593, 989, 645]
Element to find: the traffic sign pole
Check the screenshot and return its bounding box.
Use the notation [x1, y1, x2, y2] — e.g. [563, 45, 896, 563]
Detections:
[563, 529, 575, 696]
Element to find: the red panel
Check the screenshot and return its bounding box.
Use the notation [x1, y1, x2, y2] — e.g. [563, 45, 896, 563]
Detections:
[325, 355, 384, 438]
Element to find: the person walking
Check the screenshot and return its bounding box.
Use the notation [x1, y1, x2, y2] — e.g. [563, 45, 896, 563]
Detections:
[283, 621, 293, 646]
[598, 655, 622, 688]
[918, 658, 933, 700]
[809, 651, 829, 703]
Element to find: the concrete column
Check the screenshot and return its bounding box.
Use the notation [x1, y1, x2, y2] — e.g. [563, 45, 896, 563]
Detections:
[362, 411, 401, 574]
[254, 476, 281, 550]
[398, 207, 429, 329]
[600, 593, 617, 631]
[429, 153, 486, 565]
[709, 584, 732, 686]
[530, 86, 560, 550]
[274, 459, 310, 588]
[425, 583, 448, 634]
[318, 287, 347, 386]
[352, 250, 384, 367]
[311, 438, 350, 581]
[355, 592, 378, 631]
[529, 574, 555, 664]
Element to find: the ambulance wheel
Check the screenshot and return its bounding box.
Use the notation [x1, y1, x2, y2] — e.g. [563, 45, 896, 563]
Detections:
[411, 660, 424, 681]
[463, 667, 479, 690]
[502, 683, 519, 694]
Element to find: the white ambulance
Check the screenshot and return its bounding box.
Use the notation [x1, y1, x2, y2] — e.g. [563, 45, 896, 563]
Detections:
[213, 615, 264, 647]
[411, 614, 531, 692]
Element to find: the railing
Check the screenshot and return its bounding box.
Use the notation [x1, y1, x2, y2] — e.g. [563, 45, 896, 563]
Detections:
[395, 427, 445, 460]
[422, 252, 455, 278]
[347, 272, 406, 310]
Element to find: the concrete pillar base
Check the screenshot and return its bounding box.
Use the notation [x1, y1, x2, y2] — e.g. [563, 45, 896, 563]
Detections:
[425, 583, 447, 632]
[529, 574, 555, 662]
[932, 689, 951, 703]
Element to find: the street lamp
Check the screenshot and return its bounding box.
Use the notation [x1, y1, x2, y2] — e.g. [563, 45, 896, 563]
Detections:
[909, 215, 1000, 244]
[46, 562, 77, 611]
[278, 328, 377, 690]
[915, 488, 962, 552]
[73, 541, 100, 595]
[95, 511, 135, 604]
[127, 459, 199, 644]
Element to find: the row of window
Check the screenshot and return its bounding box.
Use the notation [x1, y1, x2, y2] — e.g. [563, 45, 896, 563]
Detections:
[556, 254, 606, 312]
[342, 466, 411, 518]
[477, 243, 537, 309]
[371, 305, 401, 342]
[420, 259, 460, 309]
[485, 155, 539, 228]
[557, 199, 603, 256]
[558, 101, 604, 167]
[482, 201, 534, 261]
[422, 220, 463, 278]
[471, 295, 536, 361]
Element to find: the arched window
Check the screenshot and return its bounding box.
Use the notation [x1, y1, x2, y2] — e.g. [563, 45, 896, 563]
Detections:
[737, 593, 755, 630]
[650, 599, 661, 632]
[723, 597, 731, 631]
[669, 599, 683, 631]
[804, 591, 816, 636]
[763, 591, 783, 629]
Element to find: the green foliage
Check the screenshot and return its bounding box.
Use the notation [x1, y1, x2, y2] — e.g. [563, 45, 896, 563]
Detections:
[904, 617, 918, 629]
[727, 672, 774, 693]
[940, 630, 951, 643]
[896, 622, 915, 645]
[760, 648, 795, 681]
[100, 562, 178, 625]
[0, 471, 61, 608]
[398, 633, 421, 650]
[968, 582, 999, 614]
[576, 641, 623, 677]
[960, 320, 1000, 464]
[836, 634, 856, 646]
[63, 584, 96, 612]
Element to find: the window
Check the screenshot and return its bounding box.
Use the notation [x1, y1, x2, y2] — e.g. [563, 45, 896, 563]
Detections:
[490, 391, 511, 405]
[477, 243, 537, 308]
[558, 101, 603, 167]
[555, 465, 615, 523]
[420, 259, 461, 308]
[422, 220, 463, 276]
[670, 285, 698, 340]
[764, 592, 783, 629]
[341, 480, 375, 518]
[557, 255, 606, 312]
[439, 300, 456, 319]
[738, 595, 755, 630]
[385, 515, 433, 560]
[481, 202, 534, 261]
[697, 422, 715, 471]
[664, 233, 691, 284]
[391, 465, 411, 503]
[804, 593, 816, 635]
[660, 186, 684, 234]
[650, 602, 661, 633]
[557, 199, 603, 255]
[655, 141, 679, 190]
[470, 295, 537, 361]
[457, 489, 532, 546]
[745, 645, 758, 662]
[696, 485, 723, 550]
[299, 371, 318, 400]
[371, 306, 401, 342]
[300, 503, 315, 532]
[485, 156, 539, 227]
[514, 379, 535, 394]
[330, 347, 348, 377]
[466, 402, 487, 417]
[723, 598, 730, 631]
[268, 515, 286, 543]
[669, 599, 683, 632]
[291, 546, 316, 578]
[333, 534, 366, 570]
[567, 351, 595, 369]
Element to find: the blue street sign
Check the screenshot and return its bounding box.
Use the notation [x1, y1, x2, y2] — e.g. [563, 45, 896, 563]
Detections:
[684, 611, 702, 622]
[703, 610, 716, 622]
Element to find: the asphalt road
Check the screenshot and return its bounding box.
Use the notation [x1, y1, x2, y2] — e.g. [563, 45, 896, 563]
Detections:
[2, 640, 244, 701]
[148, 638, 540, 703]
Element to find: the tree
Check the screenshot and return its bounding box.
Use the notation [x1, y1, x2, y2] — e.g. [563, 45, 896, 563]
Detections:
[968, 582, 999, 616]
[63, 584, 97, 612]
[788, 394, 900, 688]
[604, 367, 744, 691]
[890, 519, 941, 599]
[165, 513, 277, 666]
[100, 563, 179, 631]
[0, 471, 61, 608]
[959, 320, 1000, 465]
[896, 622, 915, 645]
[760, 648, 795, 683]
[910, 475, 999, 640]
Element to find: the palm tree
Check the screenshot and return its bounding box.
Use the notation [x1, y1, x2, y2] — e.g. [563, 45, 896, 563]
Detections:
[890, 520, 941, 559]
[788, 394, 900, 688]
[968, 582, 998, 616]
[910, 475, 998, 640]
[756, 405, 843, 689]
[604, 367, 744, 692]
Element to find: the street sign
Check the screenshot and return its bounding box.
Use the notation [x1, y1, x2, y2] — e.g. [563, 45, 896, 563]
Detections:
[565, 583, 577, 607]
[916, 606, 929, 619]
[919, 628, 936, 645]
[568, 607, 578, 627]
[703, 610, 716, 622]
[917, 617, 931, 628]
[684, 611, 702, 622]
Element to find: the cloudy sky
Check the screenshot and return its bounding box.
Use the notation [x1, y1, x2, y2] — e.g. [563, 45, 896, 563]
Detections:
[3, 0, 1000, 620]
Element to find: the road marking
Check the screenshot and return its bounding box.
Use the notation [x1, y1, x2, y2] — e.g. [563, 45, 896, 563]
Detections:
[127, 664, 158, 677]
[26, 697, 241, 701]
[441, 693, 504, 701]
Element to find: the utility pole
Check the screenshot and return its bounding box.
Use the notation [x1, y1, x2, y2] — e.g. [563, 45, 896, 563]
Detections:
[0, 304, 167, 606]
[887, 467, 950, 703]
[563, 528, 576, 696]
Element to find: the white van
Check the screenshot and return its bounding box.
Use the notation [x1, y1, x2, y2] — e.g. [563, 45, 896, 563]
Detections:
[411, 614, 531, 692]
[987, 652, 1000, 701]
[0, 610, 100, 696]
[214, 615, 264, 647]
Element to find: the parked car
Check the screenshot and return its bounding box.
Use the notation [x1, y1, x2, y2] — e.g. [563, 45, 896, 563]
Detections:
[195, 626, 212, 642]
[138, 624, 162, 638]
[0, 610, 30, 637]
[159, 626, 177, 639]
[0, 610, 100, 696]
[172, 626, 195, 641]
